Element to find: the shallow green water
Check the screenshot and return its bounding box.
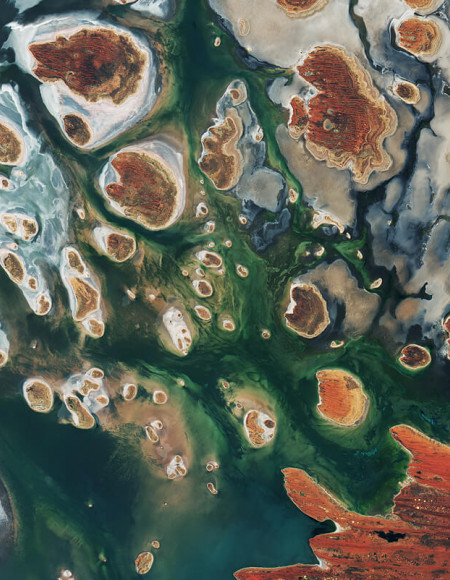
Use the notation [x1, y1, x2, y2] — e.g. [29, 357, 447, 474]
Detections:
[0, 0, 449, 579]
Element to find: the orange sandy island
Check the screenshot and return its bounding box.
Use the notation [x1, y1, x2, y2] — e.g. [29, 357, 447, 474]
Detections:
[235, 424, 450, 579]
[316, 369, 369, 427]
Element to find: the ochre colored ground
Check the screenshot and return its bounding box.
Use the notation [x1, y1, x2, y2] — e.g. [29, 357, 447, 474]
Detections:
[63, 114, 91, 145]
[396, 18, 441, 57]
[29, 28, 145, 104]
[399, 344, 431, 369]
[285, 284, 330, 338]
[394, 81, 420, 104]
[0, 122, 23, 164]
[277, 0, 328, 18]
[404, 0, 441, 10]
[105, 232, 135, 262]
[296, 45, 397, 183]
[106, 151, 179, 230]
[199, 109, 243, 191]
[288, 96, 308, 139]
[1, 252, 25, 284]
[316, 369, 369, 426]
[69, 277, 99, 321]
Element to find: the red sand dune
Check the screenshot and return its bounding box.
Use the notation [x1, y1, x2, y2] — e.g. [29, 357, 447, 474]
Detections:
[288, 96, 309, 138]
[29, 28, 145, 104]
[396, 18, 441, 56]
[235, 425, 450, 579]
[277, 0, 328, 18]
[316, 369, 368, 426]
[295, 45, 396, 183]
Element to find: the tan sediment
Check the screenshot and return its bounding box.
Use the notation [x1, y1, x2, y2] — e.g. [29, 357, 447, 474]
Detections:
[276, 0, 329, 18]
[284, 282, 330, 338]
[78, 378, 100, 397]
[316, 369, 369, 427]
[1, 252, 26, 284]
[395, 18, 442, 57]
[36, 293, 52, 316]
[199, 108, 244, 191]
[85, 318, 104, 337]
[105, 151, 182, 231]
[244, 409, 277, 448]
[236, 264, 248, 278]
[106, 232, 136, 262]
[153, 390, 168, 404]
[195, 250, 223, 268]
[63, 114, 91, 146]
[0, 349, 8, 367]
[99, 381, 191, 478]
[393, 80, 421, 105]
[207, 482, 219, 494]
[403, 0, 444, 15]
[23, 378, 54, 413]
